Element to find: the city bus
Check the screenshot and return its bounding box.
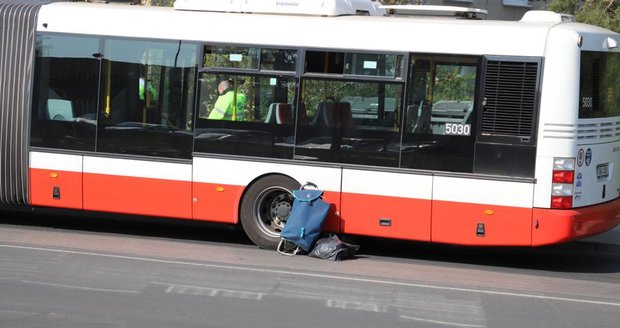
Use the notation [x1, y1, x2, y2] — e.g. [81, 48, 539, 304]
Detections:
[1, 0, 619, 249]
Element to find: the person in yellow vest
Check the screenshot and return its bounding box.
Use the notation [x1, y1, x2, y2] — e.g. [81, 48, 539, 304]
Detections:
[208, 80, 246, 121]
[139, 77, 157, 107]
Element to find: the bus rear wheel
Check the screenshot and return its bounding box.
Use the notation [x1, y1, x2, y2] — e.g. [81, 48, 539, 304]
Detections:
[240, 175, 300, 249]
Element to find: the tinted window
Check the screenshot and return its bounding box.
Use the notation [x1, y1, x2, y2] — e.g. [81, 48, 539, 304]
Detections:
[401, 55, 478, 172]
[31, 34, 99, 151]
[96, 39, 197, 159]
[194, 73, 297, 159]
[295, 78, 403, 167]
[344, 53, 404, 78]
[305, 50, 404, 79]
[260, 48, 298, 72]
[204, 45, 260, 70]
[195, 45, 298, 158]
[579, 51, 620, 118]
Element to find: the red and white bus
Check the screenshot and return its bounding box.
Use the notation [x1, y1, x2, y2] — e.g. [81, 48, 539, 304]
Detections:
[1, 0, 619, 249]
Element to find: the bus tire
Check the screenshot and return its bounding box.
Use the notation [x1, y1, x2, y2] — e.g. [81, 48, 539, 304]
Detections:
[240, 175, 300, 249]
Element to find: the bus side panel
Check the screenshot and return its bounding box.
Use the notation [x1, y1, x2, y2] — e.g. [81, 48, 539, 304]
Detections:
[431, 177, 534, 246]
[83, 157, 192, 219]
[431, 200, 533, 246]
[192, 181, 244, 223]
[340, 193, 431, 241]
[29, 152, 83, 210]
[532, 198, 620, 246]
[340, 170, 432, 241]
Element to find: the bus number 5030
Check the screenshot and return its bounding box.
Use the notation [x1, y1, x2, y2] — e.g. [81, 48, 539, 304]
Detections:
[445, 123, 471, 136]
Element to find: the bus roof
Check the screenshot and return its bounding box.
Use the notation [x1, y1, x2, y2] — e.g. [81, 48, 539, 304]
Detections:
[36, 2, 618, 57]
[173, 0, 384, 17]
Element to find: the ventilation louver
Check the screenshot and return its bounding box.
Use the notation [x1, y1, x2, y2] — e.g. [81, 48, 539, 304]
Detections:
[481, 60, 539, 142]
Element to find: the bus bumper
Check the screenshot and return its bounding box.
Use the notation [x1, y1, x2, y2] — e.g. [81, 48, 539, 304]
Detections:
[532, 197, 620, 246]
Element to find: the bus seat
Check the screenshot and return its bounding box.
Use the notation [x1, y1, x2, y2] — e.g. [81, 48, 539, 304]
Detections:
[47, 99, 74, 121]
[264, 103, 293, 124]
[406, 104, 418, 131]
[296, 102, 310, 125]
[410, 100, 431, 134]
[336, 101, 353, 128]
[311, 101, 335, 127]
[312, 101, 353, 128]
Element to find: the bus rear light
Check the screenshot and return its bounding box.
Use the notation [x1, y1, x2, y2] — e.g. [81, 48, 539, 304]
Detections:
[552, 170, 575, 183]
[551, 196, 573, 208]
[552, 183, 573, 196]
[551, 157, 575, 209]
[553, 157, 575, 170]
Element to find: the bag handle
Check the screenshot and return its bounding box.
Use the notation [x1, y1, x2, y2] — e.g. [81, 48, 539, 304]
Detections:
[293, 189, 323, 202]
[301, 181, 319, 190]
[277, 239, 301, 256]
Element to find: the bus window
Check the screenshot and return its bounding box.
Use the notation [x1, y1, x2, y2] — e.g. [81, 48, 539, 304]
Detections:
[579, 51, 620, 118]
[96, 38, 197, 159]
[204, 45, 260, 70]
[194, 45, 298, 159]
[295, 78, 403, 167]
[344, 53, 404, 79]
[31, 34, 100, 151]
[260, 48, 298, 72]
[401, 55, 479, 172]
[305, 51, 345, 74]
[194, 73, 297, 159]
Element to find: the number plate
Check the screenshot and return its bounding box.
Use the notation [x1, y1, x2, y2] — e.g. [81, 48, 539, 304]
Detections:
[596, 163, 609, 179]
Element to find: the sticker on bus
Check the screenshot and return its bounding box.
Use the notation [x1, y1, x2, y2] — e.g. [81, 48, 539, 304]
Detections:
[444, 123, 471, 136]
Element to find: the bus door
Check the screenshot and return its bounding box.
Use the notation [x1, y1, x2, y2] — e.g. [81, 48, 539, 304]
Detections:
[29, 34, 101, 210]
[430, 56, 538, 246]
[83, 38, 197, 219]
[400, 55, 482, 243]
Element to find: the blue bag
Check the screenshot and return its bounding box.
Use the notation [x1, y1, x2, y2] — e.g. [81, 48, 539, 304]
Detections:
[277, 183, 330, 255]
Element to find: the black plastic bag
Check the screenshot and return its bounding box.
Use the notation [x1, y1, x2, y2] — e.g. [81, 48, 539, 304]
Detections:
[308, 234, 359, 261]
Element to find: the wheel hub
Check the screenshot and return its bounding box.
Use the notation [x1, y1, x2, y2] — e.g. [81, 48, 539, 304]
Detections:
[269, 194, 292, 231]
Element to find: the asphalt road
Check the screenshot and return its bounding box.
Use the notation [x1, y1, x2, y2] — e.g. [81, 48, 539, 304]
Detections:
[0, 210, 619, 328]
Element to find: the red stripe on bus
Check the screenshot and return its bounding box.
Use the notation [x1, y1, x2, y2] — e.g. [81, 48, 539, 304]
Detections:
[30, 169, 620, 246]
[30, 168, 83, 209]
[192, 182, 244, 223]
[431, 200, 533, 246]
[83, 173, 192, 219]
[340, 192, 431, 241]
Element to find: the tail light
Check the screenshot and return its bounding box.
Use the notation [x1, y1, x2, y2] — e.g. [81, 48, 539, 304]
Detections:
[551, 157, 575, 208]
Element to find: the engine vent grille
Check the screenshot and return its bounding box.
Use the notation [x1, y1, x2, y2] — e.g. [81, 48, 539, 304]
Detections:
[481, 60, 540, 142]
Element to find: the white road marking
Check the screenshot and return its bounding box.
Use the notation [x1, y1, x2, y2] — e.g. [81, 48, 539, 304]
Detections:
[400, 314, 486, 328]
[153, 281, 264, 300]
[1, 243, 619, 308]
[20, 279, 139, 294]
